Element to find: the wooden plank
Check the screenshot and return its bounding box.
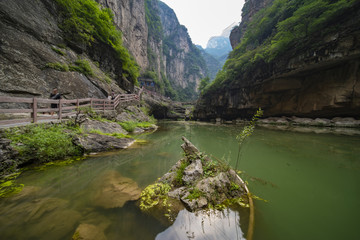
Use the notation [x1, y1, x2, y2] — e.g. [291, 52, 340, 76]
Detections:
[0, 96, 33, 103]
[32, 98, 37, 123]
[58, 99, 62, 121]
[0, 109, 33, 113]
[36, 99, 62, 104]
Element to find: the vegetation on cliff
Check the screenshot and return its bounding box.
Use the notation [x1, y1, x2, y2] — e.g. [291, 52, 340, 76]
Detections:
[205, 0, 358, 93]
[55, 0, 139, 83]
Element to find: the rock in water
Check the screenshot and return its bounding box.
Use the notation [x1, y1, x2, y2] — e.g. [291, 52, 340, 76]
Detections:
[92, 170, 141, 209]
[73, 133, 135, 153]
[72, 223, 107, 240]
[139, 137, 249, 222]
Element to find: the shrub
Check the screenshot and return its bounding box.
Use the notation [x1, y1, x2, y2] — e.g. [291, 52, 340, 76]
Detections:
[70, 59, 94, 77]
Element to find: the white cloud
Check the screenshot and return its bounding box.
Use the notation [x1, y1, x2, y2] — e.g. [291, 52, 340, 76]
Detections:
[160, 0, 245, 48]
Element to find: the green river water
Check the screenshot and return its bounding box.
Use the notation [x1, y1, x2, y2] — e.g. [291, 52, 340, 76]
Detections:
[0, 122, 359, 240]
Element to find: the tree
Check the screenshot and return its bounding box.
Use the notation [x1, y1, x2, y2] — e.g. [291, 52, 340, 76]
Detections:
[198, 77, 210, 94]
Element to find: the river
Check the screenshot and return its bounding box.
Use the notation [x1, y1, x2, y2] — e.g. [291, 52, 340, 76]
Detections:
[0, 122, 359, 240]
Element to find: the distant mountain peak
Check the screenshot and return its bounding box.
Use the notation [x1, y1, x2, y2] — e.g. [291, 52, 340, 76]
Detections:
[221, 22, 238, 37]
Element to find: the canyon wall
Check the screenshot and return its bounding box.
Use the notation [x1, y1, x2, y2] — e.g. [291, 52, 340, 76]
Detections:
[194, 0, 360, 120]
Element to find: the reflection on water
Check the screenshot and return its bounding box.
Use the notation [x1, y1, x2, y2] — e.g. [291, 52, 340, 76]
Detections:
[156, 209, 245, 240]
[0, 121, 359, 240]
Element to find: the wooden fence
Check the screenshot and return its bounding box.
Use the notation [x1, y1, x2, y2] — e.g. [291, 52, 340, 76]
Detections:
[0, 91, 141, 126]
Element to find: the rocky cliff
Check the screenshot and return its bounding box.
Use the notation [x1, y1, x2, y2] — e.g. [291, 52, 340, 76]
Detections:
[0, 0, 138, 101]
[156, 1, 207, 100]
[0, 0, 206, 102]
[194, 0, 360, 120]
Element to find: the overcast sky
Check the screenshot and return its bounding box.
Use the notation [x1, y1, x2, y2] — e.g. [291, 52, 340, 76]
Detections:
[160, 0, 245, 48]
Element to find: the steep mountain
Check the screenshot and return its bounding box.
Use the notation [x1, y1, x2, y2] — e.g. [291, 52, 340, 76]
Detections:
[194, 0, 360, 120]
[0, 0, 207, 102]
[199, 23, 238, 80]
[196, 45, 223, 81]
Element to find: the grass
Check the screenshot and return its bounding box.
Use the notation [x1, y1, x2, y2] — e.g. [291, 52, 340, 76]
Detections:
[175, 160, 189, 186]
[51, 46, 66, 56]
[45, 62, 69, 71]
[118, 121, 154, 132]
[69, 59, 94, 77]
[5, 124, 82, 163]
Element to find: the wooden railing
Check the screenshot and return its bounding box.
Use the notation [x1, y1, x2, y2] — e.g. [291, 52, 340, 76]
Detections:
[0, 90, 142, 126]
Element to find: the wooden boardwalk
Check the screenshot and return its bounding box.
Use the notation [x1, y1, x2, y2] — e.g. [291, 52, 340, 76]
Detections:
[0, 89, 142, 128]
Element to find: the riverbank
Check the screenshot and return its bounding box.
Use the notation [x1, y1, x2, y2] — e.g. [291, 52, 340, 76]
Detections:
[0, 105, 157, 178]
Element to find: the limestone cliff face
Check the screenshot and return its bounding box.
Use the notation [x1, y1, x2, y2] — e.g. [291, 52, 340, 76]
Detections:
[158, 1, 207, 94]
[95, 0, 149, 70]
[0, 0, 132, 100]
[194, 1, 360, 120]
[230, 0, 274, 49]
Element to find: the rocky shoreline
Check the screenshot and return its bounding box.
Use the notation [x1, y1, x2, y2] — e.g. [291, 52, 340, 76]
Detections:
[0, 105, 157, 177]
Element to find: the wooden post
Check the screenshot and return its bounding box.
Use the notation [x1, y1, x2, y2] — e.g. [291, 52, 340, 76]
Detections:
[90, 99, 93, 109]
[32, 98, 37, 123]
[103, 100, 105, 113]
[58, 99, 62, 121]
[76, 99, 79, 109]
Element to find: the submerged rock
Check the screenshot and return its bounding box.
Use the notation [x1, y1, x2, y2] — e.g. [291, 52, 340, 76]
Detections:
[92, 170, 141, 209]
[72, 223, 107, 240]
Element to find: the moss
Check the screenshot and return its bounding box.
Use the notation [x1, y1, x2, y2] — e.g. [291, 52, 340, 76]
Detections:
[88, 129, 131, 138]
[51, 46, 66, 56]
[45, 62, 69, 71]
[72, 231, 80, 240]
[140, 183, 170, 209]
[0, 173, 24, 198]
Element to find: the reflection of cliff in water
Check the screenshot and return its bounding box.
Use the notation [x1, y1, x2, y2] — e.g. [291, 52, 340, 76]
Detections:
[156, 209, 247, 240]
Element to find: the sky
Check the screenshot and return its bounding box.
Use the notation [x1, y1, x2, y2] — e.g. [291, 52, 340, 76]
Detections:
[160, 0, 245, 48]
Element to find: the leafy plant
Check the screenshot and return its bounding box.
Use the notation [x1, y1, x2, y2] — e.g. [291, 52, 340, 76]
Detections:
[235, 108, 263, 170]
[185, 187, 204, 200]
[175, 160, 189, 186]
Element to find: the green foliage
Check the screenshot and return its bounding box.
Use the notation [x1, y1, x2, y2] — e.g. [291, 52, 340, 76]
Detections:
[0, 173, 24, 198]
[88, 129, 131, 138]
[145, 0, 163, 42]
[185, 187, 204, 200]
[206, 0, 357, 94]
[69, 59, 94, 77]
[235, 108, 263, 170]
[55, 0, 139, 83]
[198, 77, 210, 94]
[45, 62, 69, 71]
[5, 125, 82, 163]
[236, 108, 263, 145]
[230, 182, 240, 191]
[140, 182, 171, 210]
[118, 121, 154, 132]
[51, 46, 66, 56]
[175, 160, 189, 186]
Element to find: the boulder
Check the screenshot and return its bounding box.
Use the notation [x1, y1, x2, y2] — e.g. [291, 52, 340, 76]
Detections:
[181, 136, 200, 157]
[92, 170, 141, 209]
[81, 119, 128, 135]
[73, 133, 135, 152]
[182, 160, 203, 184]
[72, 224, 107, 240]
